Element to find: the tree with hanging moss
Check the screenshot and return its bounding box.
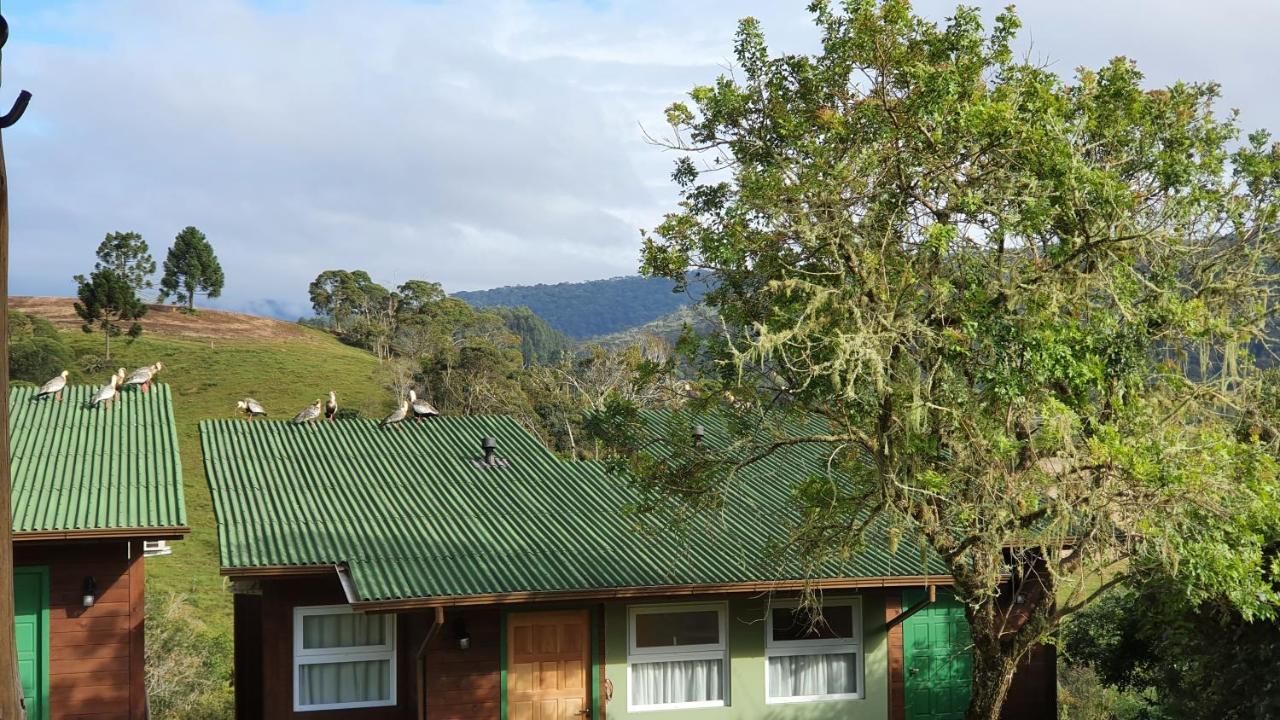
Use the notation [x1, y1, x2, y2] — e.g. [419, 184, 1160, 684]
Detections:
[590, 2, 1280, 718]
[159, 226, 223, 313]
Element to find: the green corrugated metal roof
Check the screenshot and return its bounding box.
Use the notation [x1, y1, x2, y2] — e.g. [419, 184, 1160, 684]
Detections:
[9, 384, 187, 535]
[203, 412, 944, 603]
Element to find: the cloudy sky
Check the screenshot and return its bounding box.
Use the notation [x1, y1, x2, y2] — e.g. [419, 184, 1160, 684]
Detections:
[2, 0, 1277, 318]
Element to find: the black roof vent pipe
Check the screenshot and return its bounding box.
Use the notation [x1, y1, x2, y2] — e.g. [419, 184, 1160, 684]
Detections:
[481, 437, 498, 465]
[692, 425, 706, 448]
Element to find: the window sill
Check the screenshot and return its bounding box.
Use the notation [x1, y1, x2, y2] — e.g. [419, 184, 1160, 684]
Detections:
[627, 700, 726, 712]
[766, 693, 863, 705]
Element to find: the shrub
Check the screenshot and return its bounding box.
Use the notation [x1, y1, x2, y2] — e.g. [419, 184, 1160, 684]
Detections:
[145, 592, 233, 720]
[7, 312, 72, 383]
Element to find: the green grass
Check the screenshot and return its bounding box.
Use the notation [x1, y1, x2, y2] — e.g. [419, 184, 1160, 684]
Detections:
[60, 325, 392, 637]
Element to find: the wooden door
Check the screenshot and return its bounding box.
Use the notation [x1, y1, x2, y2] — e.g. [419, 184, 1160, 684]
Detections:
[507, 610, 590, 720]
[13, 567, 48, 720]
[903, 589, 971, 720]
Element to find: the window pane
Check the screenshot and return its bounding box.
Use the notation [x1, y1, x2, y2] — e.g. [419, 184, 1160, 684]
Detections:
[634, 610, 720, 648]
[768, 653, 857, 698]
[632, 659, 724, 706]
[298, 659, 392, 706]
[771, 605, 854, 642]
[302, 612, 387, 650]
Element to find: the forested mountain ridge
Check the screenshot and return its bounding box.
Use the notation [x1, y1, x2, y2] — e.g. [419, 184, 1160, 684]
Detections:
[453, 273, 710, 338]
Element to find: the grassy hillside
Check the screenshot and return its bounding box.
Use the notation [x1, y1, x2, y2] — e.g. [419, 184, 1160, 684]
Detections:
[454, 273, 710, 339]
[16, 299, 394, 637]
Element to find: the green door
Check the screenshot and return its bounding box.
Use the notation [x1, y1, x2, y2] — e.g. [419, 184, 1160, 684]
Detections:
[903, 589, 971, 720]
[14, 567, 49, 720]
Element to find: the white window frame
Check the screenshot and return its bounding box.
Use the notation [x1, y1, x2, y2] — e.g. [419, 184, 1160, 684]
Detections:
[292, 604, 397, 712]
[627, 602, 729, 712]
[764, 597, 863, 704]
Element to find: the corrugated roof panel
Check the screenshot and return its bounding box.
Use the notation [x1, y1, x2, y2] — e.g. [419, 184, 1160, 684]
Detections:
[9, 384, 187, 534]
[203, 412, 946, 602]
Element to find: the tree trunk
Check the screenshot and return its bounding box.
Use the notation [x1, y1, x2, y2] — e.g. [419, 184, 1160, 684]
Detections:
[965, 644, 1019, 720]
[103, 321, 111, 360]
[0, 115, 29, 720]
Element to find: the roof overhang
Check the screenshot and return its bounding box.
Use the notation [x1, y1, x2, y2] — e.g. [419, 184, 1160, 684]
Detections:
[14, 525, 191, 543]
[220, 564, 334, 578]
[221, 564, 954, 612]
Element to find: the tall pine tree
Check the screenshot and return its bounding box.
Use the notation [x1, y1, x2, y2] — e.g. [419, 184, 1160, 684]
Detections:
[75, 231, 155, 292]
[74, 269, 146, 359]
[159, 226, 224, 312]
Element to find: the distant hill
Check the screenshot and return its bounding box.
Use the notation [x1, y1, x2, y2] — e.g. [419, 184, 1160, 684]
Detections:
[454, 274, 710, 339]
[587, 304, 719, 351]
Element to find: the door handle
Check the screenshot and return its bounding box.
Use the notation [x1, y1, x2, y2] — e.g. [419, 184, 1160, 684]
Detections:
[909, 667, 920, 675]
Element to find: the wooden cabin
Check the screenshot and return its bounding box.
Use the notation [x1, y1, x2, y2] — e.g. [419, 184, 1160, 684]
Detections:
[202, 414, 1054, 720]
[11, 384, 188, 720]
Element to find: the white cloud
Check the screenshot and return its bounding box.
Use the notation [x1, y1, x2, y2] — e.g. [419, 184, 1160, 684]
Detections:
[1, 0, 1276, 317]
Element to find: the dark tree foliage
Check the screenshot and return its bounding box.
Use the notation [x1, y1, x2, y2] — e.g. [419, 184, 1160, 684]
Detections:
[159, 226, 224, 312]
[454, 273, 710, 339]
[595, 2, 1280, 717]
[7, 311, 71, 384]
[74, 269, 146, 359]
[488, 306, 572, 365]
[1064, 578, 1280, 720]
[75, 231, 156, 292]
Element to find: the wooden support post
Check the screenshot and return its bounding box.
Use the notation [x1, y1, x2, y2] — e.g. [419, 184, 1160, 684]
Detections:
[885, 585, 937, 631]
[0, 7, 33, 714]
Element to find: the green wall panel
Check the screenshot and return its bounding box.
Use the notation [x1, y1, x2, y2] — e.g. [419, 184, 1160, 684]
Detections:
[602, 594, 888, 720]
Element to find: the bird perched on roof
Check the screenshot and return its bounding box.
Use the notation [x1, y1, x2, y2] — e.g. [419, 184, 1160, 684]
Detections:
[123, 362, 163, 393]
[291, 399, 323, 425]
[408, 389, 439, 421]
[380, 400, 409, 430]
[236, 398, 267, 422]
[324, 391, 338, 422]
[89, 373, 120, 410]
[33, 370, 69, 402]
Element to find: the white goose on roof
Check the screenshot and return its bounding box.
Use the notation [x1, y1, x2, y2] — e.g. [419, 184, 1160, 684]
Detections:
[34, 370, 69, 401]
[236, 398, 267, 422]
[409, 389, 439, 420]
[380, 400, 409, 430]
[90, 373, 120, 409]
[291, 399, 322, 425]
[123, 362, 163, 392]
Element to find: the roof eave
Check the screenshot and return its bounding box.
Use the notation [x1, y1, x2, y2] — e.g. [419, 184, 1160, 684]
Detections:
[220, 564, 339, 579]
[347, 574, 955, 612]
[14, 525, 191, 543]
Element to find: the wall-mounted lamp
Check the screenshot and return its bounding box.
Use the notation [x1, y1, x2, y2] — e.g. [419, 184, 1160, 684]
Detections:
[81, 577, 96, 608]
[453, 618, 471, 651]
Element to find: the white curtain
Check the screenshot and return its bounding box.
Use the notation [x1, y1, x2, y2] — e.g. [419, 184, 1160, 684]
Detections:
[297, 612, 392, 706]
[298, 659, 391, 705]
[768, 652, 856, 698]
[302, 612, 386, 649]
[632, 658, 723, 706]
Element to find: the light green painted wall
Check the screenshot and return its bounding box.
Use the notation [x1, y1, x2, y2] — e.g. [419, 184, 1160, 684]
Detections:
[603, 594, 888, 720]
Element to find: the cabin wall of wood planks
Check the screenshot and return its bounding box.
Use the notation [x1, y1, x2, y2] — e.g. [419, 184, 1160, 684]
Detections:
[13, 539, 145, 720]
[241, 575, 504, 720]
[252, 577, 423, 720]
[422, 607, 500, 720]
